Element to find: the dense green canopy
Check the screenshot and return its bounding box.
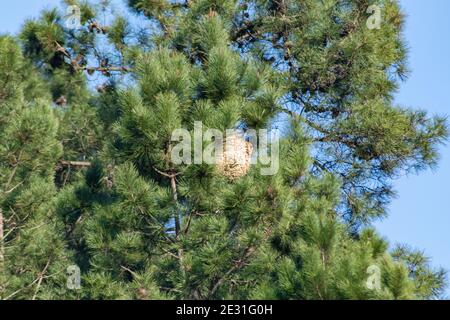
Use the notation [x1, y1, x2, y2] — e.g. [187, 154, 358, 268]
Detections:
[0, 0, 447, 300]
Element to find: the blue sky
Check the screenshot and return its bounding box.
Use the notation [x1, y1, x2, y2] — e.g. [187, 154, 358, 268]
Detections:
[0, 0, 449, 297]
[374, 0, 450, 297]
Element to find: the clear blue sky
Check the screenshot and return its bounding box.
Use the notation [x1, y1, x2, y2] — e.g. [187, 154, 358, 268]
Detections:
[1, 0, 449, 297]
[374, 0, 450, 297]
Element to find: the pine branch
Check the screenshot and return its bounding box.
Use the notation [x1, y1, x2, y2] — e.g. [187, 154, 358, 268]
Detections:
[58, 160, 92, 168]
[182, 210, 195, 235]
[5, 149, 23, 191]
[153, 166, 185, 280]
[4, 181, 24, 194]
[209, 247, 255, 297]
[84, 66, 131, 74]
[54, 40, 131, 75]
[152, 167, 181, 236]
[32, 259, 51, 300]
[120, 265, 139, 278]
[170, 175, 181, 237]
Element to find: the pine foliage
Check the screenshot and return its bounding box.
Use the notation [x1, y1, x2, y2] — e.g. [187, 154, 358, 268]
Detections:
[0, 0, 447, 300]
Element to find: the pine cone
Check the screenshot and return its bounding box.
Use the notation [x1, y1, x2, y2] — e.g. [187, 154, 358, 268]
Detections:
[55, 96, 67, 106]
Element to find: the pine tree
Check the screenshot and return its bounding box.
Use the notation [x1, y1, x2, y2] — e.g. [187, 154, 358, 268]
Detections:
[0, 36, 74, 299]
[0, 0, 447, 300]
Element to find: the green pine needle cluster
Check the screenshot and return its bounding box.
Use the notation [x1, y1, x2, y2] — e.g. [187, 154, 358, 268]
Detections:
[0, 0, 447, 300]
